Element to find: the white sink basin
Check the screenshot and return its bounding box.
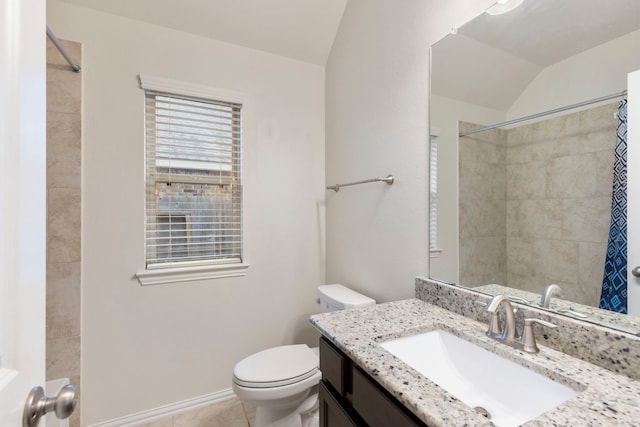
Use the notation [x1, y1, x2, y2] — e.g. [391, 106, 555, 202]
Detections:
[380, 329, 577, 427]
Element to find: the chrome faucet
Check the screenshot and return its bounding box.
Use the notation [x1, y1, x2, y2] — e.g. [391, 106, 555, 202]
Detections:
[484, 295, 518, 341]
[539, 284, 562, 308]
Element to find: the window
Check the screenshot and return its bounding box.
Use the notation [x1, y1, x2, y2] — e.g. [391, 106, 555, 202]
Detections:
[429, 130, 441, 256]
[137, 75, 248, 285]
[156, 214, 189, 260]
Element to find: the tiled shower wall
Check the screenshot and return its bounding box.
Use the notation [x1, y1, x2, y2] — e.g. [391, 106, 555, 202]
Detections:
[46, 37, 81, 427]
[459, 103, 617, 306]
[458, 122, 507, 286]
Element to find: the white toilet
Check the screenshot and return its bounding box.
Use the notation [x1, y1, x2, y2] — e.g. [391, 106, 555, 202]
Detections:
[232, 284, 375, 427]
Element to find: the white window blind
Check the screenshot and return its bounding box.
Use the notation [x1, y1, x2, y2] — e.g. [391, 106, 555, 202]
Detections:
[429, 133, 439, 252]
[144, 89, 242, 268]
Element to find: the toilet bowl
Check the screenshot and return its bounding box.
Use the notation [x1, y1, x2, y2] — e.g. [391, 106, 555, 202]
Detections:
[232, 284, 375, 427]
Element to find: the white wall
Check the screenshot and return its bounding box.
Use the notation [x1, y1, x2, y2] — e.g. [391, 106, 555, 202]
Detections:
[508, 29, 640, 120]
[48, 1, 326, 424]
[324, 0, 494, 302]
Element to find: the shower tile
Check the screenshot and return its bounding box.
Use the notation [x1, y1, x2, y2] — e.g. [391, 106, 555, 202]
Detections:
[579, 105, 618, 154]
[519, 199, 562, 240]
[580, 102, 618, 133]
[538, 112, 580, 139]
[582, 127, 617, 154]
[47, 111, 81, 189]
[506, 237, 533, 280]
[459, 236, 506, 280]
[506, 125, 533, 164]
[46, 336, 80, 381]
[461, 127, 506, 164]
[560, 280, 595, 307]
[459, 159, 504, 200]
[46, 39, 81, 114]
[47, 188, 81, 263]
[578, 242, 607, 307]
[505, 199, 522, 238]
[47, 35, 82, 427]
[506, 160, 545, 200]
[562, 197, 610, 243]
[173, 397, 248, 427]
[545, 153, 598, 198]
[529, 135, 579, 162]
[532, 239, 578, 285]
[459, 198, 505, 239]
[595, 148, 615, 197]
[46, 262, 81, 340]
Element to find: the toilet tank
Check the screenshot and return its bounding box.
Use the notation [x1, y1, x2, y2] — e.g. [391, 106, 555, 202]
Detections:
[318, 284, 376, 312]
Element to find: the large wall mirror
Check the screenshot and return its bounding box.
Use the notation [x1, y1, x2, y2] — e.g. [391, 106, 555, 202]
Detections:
[429, 0, 640, 334]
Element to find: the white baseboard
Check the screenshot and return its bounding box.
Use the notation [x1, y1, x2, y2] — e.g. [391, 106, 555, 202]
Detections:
[87, 388, 236, 427]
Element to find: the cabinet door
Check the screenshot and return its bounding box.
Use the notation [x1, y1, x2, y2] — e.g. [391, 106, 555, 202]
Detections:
[319, 337, 349, 396]
[352, 367, 426, 427]
[319, 381, 360, 427]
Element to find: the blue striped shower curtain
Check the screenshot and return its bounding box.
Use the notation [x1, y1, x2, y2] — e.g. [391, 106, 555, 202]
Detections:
[599, 99, 628, 313]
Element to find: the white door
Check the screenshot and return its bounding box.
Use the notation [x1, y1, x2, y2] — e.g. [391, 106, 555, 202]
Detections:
[629, 70, 640, 316]
[0, 0, 47, 425]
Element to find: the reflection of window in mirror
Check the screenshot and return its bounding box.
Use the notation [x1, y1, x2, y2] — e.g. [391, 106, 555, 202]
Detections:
[429, 129, 441, 257]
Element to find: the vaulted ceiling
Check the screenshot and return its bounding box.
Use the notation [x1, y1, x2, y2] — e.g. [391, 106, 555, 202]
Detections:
[57, 0, 348, 65]
[431, 0, 640, 111]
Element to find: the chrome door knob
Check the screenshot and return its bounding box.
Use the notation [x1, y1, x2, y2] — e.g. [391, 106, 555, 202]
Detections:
[633, 266, 640, 278]
[23, 384, 78, 427]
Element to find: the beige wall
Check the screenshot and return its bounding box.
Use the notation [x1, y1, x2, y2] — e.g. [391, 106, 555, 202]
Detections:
[46, 37, 82, 427]
[48, 1, 326, 424]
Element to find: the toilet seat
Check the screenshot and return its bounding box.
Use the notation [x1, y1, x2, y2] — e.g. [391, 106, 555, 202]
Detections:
[233, 344, 319, 388]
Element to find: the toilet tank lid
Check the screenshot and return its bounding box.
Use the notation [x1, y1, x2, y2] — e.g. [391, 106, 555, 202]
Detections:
[318, 284, 376, 309]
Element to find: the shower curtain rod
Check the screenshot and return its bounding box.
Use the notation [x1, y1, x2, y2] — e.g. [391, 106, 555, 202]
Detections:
[46, 26, 81, 73]
[458, 90, 627, 137]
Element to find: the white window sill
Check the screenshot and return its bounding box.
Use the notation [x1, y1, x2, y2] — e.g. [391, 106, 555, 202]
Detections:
[136, 262, 250, 286]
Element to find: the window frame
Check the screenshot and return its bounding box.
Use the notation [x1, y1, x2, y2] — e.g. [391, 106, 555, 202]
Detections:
[136, 75, 249, 285]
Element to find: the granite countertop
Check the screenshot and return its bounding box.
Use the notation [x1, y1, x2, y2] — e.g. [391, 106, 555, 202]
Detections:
[310, 299, 640, 427]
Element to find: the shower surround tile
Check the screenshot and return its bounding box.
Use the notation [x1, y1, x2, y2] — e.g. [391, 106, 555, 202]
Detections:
[47, 111, 81, 188]
[46, 39, 81, 114]
[459, 103, 619, 306]
[46, 261, 81, 339]
[47, 36, 82, 427]
[46, 336, 81, 380]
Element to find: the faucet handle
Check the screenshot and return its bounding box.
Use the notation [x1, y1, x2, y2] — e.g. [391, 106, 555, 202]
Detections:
[521, 318, 557, 353]
[476, 300, 502, 336]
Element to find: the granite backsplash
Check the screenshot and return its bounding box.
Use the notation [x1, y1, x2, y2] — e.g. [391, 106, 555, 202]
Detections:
[416, 277, 640, 381]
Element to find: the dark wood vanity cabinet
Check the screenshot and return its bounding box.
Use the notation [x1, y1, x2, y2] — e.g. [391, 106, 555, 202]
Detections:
[318, 337, 428, 427]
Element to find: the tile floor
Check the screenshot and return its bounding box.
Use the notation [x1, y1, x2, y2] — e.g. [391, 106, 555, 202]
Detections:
[138, 397, 255, 427]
